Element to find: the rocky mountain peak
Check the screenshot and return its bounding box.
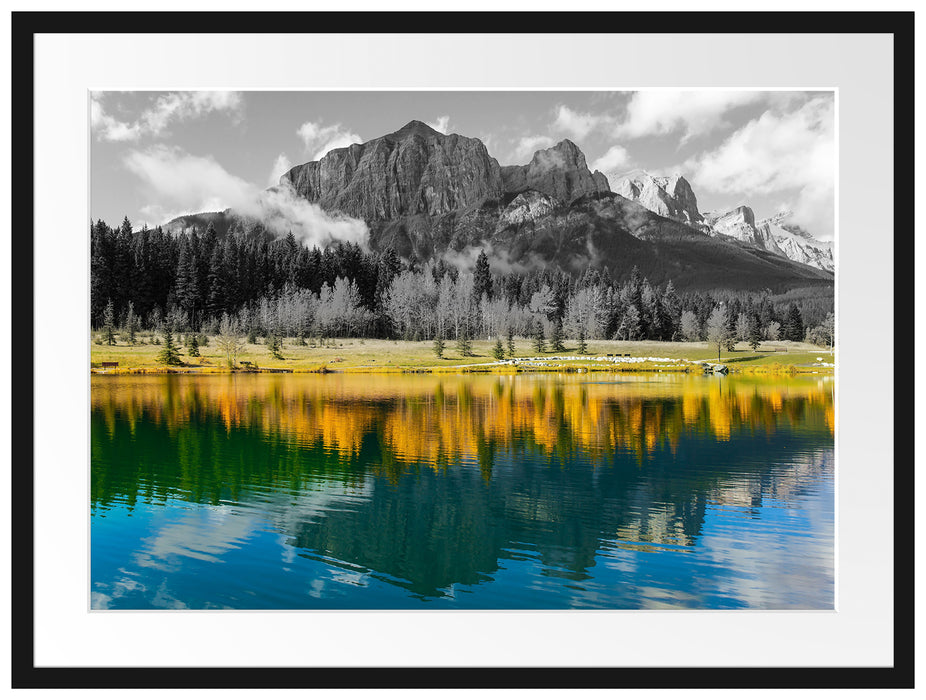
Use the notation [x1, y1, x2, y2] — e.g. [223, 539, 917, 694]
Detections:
[280, 120, 503, 221]
[501, 140, 611, 205]
[384, 119, 444, 142]
[705, 205, 756, 229]
[613, 169, 703, 226]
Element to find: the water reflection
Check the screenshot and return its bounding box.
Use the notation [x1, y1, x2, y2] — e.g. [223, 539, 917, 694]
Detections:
[91, 373, 834, 609]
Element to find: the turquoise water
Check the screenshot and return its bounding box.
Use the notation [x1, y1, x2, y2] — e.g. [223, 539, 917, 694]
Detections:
[90, 373, 834, 609]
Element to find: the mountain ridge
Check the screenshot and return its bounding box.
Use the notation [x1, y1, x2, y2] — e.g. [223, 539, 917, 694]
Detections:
[166, 120, 833, 291]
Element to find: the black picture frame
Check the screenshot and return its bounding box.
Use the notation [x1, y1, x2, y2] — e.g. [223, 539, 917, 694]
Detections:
[10, 10, 914, 690]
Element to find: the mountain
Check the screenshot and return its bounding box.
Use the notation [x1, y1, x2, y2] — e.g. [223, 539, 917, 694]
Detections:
[167, 121, 833, 292]
[612, 170, 704, 227]
[614, 169, 834, 273]
[757, 211, 835, 272]
[500, 139, 611, 204]
[702, 206, 783, 256]
[281, 120, 504, 220]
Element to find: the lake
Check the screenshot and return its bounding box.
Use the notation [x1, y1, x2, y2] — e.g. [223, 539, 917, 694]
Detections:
[90, 372, 834, 610]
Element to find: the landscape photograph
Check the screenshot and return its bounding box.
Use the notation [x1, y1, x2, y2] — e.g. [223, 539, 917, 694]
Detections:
[89, 90, 836, 610]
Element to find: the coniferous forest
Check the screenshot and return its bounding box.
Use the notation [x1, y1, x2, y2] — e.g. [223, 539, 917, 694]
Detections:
[90, 217, 835, 348]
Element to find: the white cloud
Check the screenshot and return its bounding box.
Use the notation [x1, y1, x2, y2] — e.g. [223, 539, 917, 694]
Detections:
[267, 153, 292, 187]
[124, 145, 368, 248]
[297, 120, 361, 161]
[552, 105, 612, 140]
[510, 135, 555, 163]
[616, 91, 765, 142]
[426, 115, 451, 134]
[686, 97, 835, 238]
[591, 145, 632, 175]
[91, 91, 242, 142]
[124, 146, 253, 215]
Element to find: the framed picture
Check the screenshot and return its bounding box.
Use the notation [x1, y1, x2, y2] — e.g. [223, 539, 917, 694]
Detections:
[12, 9, 913, 690]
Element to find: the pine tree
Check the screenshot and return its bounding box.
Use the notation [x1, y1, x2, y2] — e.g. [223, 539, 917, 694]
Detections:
[784, 304, 804, 341]
[157, 329, 183, 365]
[102, 299, 116, 346]
[186, 333, 200, 357]
[267, 334, 284, 360]
[506, 326, 516, 357]
[747, 315, 763, 351]
[433, 332, 445, 359]
[456, 326, 473, 357]
[473, 249, 492, 303]
[124, 301, 137, 345]
[532, 319, 546, 354]
[550, 317, 565, 352]
[492, 337, 505, 360]
[578, 326, 588, 354]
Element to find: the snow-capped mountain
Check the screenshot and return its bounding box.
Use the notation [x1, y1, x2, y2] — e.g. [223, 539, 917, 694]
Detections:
[614, 169, 834, 272]
[612, 170, 704, 228]
[756, 211, 834, 272]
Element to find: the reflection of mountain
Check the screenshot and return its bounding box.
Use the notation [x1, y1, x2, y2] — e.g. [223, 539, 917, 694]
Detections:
[91, 374, 834, 598]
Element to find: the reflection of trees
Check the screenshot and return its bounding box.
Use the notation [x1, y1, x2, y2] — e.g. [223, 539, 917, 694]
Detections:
[91, 374, 834, 597]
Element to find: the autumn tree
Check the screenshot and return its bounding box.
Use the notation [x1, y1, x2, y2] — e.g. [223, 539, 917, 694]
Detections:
[680, 310, 700, 341]
[216, 313, 245, 367]
[705, 306, 728, 363]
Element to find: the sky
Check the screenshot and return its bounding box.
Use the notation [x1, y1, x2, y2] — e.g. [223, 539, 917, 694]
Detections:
[90, 90, 835, 241]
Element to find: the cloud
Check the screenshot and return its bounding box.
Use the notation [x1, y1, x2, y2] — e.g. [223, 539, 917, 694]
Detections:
[124, 146, 253, 216]
[552, 105, 613, 140]
[253, 183, 370, 249]
[616, 91, 765, 142]
[91, 91, 242, 142]
[124, 145, 369, 248]
[426, 115, 451, 134]
[267, 153, 292, 186]
[591, 145, 632, 175]
[297, 120, 361, 161]
[511, 135, 555, 163]
[685, 96, 835, 238]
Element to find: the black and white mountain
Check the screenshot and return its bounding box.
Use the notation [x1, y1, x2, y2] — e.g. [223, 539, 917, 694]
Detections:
[169, 121, 833, 290]
[613, 169, 834, 272]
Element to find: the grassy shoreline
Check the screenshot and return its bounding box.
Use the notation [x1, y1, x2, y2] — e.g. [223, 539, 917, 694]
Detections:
[90, 337, 835, 376]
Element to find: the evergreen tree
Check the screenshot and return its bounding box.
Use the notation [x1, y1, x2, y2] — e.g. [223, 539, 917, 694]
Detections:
[174, 235, 200, 322]
[532, 319, 547, 353]
[747, 315, 763, 351]
[456, 326, 473, 357]
[267, 334, 284, 360]
[784, 303, 805, 341]
[124, 301, 137, 345]
[186, 333, 200, 357]
[492, 337, 505, 360]
[102, 299, 116, 346]
[578, 326, 588, 354]
[157, 329, 183, 365]
[433, 332, 445, 359]
[506, 326, 516, 357]
[550, 316, 565, 352]
[473, 249, 492, 303]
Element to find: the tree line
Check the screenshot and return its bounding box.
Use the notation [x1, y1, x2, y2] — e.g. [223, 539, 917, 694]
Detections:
[91, 217, 835, 349]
